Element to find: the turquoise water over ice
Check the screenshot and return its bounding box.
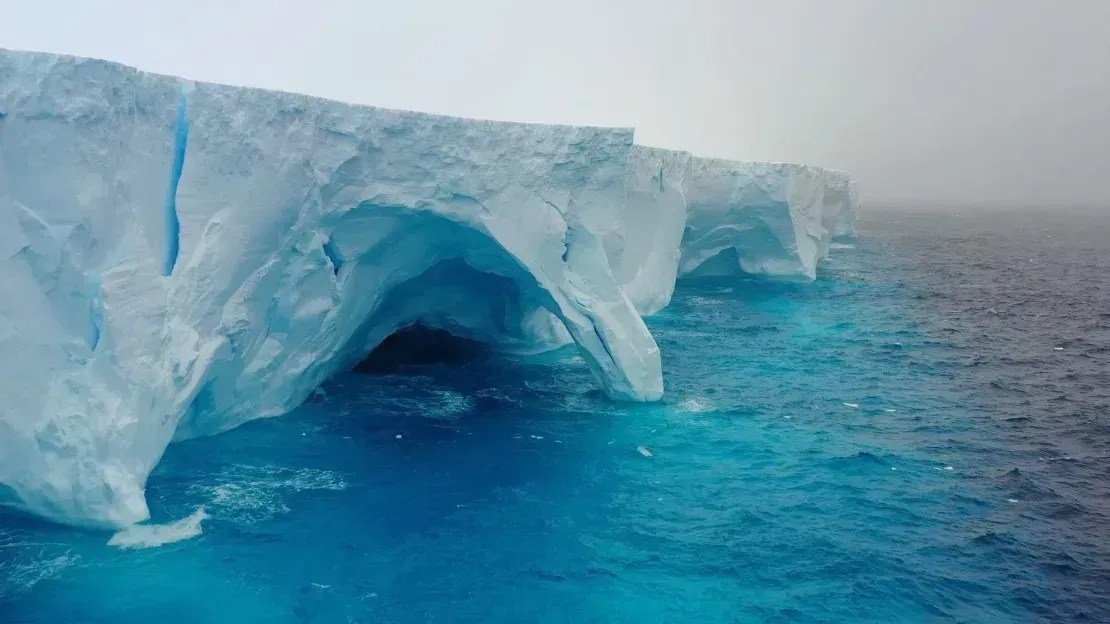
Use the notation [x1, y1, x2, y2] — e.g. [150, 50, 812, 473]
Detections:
[3, 207, 1108, 622]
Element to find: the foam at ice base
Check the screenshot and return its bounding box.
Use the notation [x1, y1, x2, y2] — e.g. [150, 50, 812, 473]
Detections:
[0, 48, 858, 528]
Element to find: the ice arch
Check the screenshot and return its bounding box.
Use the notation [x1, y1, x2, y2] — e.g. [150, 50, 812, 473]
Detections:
[173, 205, 662, 442]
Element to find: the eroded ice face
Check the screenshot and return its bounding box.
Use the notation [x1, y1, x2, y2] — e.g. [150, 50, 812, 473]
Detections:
[0, 48, 856, 528]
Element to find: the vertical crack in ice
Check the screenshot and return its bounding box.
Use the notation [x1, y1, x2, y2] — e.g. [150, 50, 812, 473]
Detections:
[162, 88, 189, 276]
[87, 281, 102, 352]
[322, 237, 344, 276]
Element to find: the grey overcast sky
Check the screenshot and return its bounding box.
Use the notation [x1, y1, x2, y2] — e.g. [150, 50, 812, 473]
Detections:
[2, 0, 1108, 206]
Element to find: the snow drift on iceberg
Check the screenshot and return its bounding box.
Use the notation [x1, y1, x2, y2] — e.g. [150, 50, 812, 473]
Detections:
[0, 49, 857, 528]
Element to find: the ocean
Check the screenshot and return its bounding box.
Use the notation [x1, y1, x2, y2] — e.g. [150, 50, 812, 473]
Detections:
[1, 205, 1107, 623]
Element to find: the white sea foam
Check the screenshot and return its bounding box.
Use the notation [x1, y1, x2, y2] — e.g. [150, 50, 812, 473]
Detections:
[190, 466, 347, 524]
[687, 296, 722, 307]
[107, 507, 207, 549]
[678, 397, 714, 413]
[829, 242, 856, 250]
[433, 390, 475, 418]
[2, 555, 77, 596]
[0, 542, 77, 598]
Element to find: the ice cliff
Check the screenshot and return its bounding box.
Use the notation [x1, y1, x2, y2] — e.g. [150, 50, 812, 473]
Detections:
[0, 50, 858, 528]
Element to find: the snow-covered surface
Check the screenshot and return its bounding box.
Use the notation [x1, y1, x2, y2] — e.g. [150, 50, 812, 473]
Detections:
[0, 49, 858, 528]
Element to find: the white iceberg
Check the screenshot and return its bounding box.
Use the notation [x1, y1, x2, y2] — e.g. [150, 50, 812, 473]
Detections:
[0, 49, 857, 528]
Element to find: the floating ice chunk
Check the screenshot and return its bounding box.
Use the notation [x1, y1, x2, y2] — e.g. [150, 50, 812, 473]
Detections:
[843, 402, 859, 409]
[1007, 498, 1020, 503]
[1053, 347, 1064, 351]
[636, 446, 653, 457]
[107, 507, 207, 549]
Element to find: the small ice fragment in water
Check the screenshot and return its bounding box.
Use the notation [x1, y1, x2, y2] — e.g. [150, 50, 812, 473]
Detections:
[1007, 498, 1019, 503]
[1053, 347, 1064, 351]
[945, 466, 954, 471]
[637, 446, 653, 457]
[883, 408, 896, 413]
[395, 434, 402, 439]
[530, 434, 544, 440]
[108, 507, 207, 549]
[891, 467, 897, 471]
[843, 402, 859, 409]
[988, 307, 998, 314]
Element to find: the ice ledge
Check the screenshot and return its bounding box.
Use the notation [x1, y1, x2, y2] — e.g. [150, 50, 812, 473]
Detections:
[0, 49, 858, 527]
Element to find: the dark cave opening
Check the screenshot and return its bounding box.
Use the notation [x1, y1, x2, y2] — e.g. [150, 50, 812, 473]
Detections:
[354, 324, 490, 373]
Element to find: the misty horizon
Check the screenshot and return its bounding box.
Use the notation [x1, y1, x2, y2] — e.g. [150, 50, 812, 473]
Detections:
[2, 0, 1108, 208]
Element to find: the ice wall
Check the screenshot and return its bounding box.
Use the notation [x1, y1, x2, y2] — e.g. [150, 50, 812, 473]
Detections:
[0, 50, 857, 527]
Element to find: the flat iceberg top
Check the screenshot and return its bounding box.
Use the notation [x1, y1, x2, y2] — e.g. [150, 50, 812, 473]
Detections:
[0, 49, 858, 527]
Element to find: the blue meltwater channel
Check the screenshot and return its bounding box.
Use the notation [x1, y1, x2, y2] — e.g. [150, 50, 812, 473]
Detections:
[2, 207, 1108, 622]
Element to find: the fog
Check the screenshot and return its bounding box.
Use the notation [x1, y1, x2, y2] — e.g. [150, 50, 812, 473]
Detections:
[2, 0, 1107, 206]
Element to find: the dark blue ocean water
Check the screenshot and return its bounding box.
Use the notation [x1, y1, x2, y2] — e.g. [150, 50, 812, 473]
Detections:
[2, 206, 1108, 623]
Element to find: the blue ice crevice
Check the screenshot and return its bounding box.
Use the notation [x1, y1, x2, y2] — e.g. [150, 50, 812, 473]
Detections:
[87, 281, 102, 352]
[322, 237, 344, 276]
[162, 88, 190, 276]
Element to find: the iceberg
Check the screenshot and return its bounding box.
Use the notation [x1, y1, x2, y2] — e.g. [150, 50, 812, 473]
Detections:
[0, 49, 858, 528]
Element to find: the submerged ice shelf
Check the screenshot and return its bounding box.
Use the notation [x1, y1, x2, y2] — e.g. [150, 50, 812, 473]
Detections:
[0, 49, 858, 528]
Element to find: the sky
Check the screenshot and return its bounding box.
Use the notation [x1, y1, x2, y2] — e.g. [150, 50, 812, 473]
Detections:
[2, 0, 1108, 207]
